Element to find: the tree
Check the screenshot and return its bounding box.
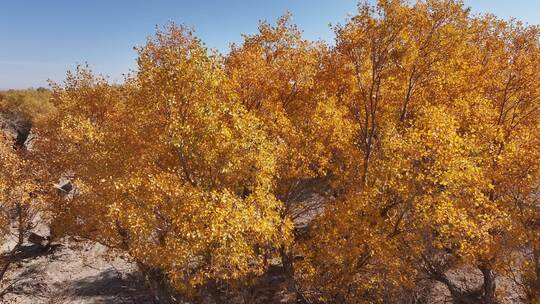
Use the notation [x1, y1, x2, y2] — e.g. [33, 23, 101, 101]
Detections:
[29, 2, 540, 303]
[36, 25, 290, 301]
[0, 131, 43, 295]
[225, 15, 358, 300]
[296, 1, 540, 303]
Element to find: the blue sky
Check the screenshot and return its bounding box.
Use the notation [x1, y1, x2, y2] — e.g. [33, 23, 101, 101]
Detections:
[1, 1, 539, 89]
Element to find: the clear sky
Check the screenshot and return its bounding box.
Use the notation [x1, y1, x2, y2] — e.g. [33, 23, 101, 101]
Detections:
[1, 0, 539, 89]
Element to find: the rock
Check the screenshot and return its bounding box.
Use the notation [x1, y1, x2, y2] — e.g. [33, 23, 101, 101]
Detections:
[0, 112, 33, 150]
[27, 232, 49, 248]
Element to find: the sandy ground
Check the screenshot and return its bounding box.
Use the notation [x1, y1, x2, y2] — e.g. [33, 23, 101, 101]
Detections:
[0, 231, 525, 304]
[1, 234, 154, 304]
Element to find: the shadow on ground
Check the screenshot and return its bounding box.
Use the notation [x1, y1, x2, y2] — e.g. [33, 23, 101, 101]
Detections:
[66, 268, 154, 304]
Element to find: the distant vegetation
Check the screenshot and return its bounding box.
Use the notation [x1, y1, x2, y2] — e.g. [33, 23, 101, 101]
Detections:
[0, 88, 54, 121]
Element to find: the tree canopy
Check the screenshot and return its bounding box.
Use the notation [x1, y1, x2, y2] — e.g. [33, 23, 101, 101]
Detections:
[0, 1, 537, 303]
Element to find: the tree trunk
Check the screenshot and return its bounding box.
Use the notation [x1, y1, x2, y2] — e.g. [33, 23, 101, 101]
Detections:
[479, 264, 497, 304]
[280, 245, 295, 293]
[0, 203, 26, 297]
[136, 262, 174, 304]
[280, 245, 308, 304]
[532, 250, 540, 300]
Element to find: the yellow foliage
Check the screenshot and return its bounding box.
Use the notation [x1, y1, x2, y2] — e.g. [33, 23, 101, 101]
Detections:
[29, 1, 540, 302]
[36, 25, 291, 294]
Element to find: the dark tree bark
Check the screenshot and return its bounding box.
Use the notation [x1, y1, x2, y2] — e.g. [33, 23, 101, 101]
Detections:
[479, 264, 497, 304]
